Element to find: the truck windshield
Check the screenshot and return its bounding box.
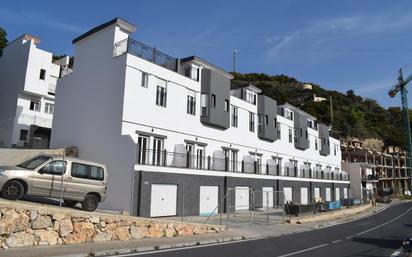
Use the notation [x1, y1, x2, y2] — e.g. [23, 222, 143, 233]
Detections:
[17, 156, 51, 170]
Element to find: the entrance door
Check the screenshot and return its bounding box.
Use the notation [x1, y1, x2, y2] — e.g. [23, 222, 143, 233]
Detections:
[137, 136, 149, 164]
[335, 188, 341, 201]
[343, 188, 348, 199]
[283, 187, 293, 203]
[199, 186, 219, 216]
[314, 187, 321, 199]
[325, 187, 331, 201]
[235, 187, 250, 210]
[262, 187, 274, 208]
[152, 138, 164, 166]
[186, 143, 194, 168]
[301, 187, 309, 205]
[150, 184, 177, 217]
[196, 146, 205, 169]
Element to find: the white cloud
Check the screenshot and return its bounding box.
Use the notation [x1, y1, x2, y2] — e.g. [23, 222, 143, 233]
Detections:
[0, 8, 83, 33]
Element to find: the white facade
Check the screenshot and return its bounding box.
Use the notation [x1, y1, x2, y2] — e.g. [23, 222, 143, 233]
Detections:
[51, 18, 349, 214]
[0, 35, 66, 148]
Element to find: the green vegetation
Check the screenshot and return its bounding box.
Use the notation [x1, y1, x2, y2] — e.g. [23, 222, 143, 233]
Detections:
[0, 27, 8, 57]
[231, 72, 406, 148]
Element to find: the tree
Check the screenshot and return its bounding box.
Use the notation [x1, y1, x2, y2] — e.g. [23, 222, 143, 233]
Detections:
[0, 27, 7, 57]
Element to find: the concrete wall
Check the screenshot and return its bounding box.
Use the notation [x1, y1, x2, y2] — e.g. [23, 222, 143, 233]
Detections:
[319, 123, 330, 156]
[294, 112, 309, 150]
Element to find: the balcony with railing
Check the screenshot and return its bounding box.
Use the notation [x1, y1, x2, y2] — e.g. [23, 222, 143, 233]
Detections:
[114, 38, 178, 72]
[135, 148, 349, 181]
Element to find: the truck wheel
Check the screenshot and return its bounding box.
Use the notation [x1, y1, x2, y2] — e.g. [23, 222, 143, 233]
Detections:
[2, 180, 24, 200]
[81, 194, 99, 212]
[64, 200, 78, 207]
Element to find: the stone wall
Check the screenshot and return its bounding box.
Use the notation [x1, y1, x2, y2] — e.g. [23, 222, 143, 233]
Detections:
[0, 206, 224, 249]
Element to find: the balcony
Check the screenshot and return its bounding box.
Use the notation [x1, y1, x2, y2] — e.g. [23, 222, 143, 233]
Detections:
[135, 148, 349, 181]
[114, 38, 178, 72]
[362, 175, 380, 182]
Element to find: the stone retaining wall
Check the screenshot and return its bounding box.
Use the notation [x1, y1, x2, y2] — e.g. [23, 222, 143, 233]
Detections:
[0, 206, 224, 249]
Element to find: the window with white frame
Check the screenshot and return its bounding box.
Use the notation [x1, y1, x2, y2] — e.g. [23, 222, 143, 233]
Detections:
[45, 103, 54, 114]
[155, 79, 167, 107]
[187, 89, 196, 115]
[30, 100, 41, 112]
[249, 112, 255, 132]
[231, 105, 238, 127]
[201, 94, 208, 116]
[289, 128, 293, 143]
[141, 72, 149, 88]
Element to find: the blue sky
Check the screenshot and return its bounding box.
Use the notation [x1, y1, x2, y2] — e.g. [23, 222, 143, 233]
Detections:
[1, 0, 412, 108]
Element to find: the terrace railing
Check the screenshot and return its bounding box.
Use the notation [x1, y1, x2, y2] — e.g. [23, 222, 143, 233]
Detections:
[114, 38, 178, 72]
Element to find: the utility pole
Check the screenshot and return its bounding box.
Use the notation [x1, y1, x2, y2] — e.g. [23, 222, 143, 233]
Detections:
[233, 49, 237, 73]
[329, 96, 333, 129]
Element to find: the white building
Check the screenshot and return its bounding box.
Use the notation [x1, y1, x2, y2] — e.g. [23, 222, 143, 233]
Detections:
[0, 34, 69, 148]
[342, 162, 377, 201]
[51, 18, 350, 217]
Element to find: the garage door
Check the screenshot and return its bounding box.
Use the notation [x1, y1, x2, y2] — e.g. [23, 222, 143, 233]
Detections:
[262, 187, 274, 208]
[283, 187, 293, 203]
[235, 187, 250, 210]
[301, 187, 309, 205]
[335, 188, 341, 201]
[314, 187, 321, 199]
[199, 186, 219, 216]
[325, 187, 331, 201]
[150, 184, 177, 217]
[343, 188, 348, 199]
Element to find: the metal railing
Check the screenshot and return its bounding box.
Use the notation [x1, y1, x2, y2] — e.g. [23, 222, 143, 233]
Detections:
[114, 38, 178, 72]
[135, 148, 350, 181]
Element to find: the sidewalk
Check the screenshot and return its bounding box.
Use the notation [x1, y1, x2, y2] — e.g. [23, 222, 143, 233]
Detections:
[0, 202, 390, 257]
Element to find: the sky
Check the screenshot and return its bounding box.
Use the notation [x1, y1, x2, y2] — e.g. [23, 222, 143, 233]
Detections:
[1, 0, 412, 108]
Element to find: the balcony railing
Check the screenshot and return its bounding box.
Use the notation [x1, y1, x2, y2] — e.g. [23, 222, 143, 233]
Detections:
[135, 148, 349, 181]
[114, 38, 178, 72]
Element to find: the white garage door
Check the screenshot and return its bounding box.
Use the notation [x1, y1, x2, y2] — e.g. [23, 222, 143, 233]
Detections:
[301, 187, 309, 205]
[283, 187, 293, 203]
[344, 188, 348, 199]
[262, 187, 274, 208]
[335, 188, 341, 201]
[314, 187, 321, 199]
[199, 186, 219, 216]
[235, 187, 250, 210]
[150, 184, 177, 217]
[325, 187, 331, 201]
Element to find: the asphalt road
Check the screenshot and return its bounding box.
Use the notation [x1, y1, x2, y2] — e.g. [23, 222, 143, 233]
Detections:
[119, 202, 412, 257]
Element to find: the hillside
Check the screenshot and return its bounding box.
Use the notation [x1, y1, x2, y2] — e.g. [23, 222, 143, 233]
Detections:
[231, 72, 405, 148]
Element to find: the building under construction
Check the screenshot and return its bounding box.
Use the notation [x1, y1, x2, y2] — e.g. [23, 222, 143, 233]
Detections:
[341, 138, 411, 196]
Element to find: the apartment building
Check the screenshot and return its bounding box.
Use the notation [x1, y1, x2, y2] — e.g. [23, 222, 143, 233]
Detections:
[341, 139, 411, 195]
[0, 34, 70, 148]
[50, 18, 350, 217]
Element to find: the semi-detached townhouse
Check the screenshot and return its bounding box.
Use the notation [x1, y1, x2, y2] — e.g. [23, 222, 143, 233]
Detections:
[50, 18, 350, 217]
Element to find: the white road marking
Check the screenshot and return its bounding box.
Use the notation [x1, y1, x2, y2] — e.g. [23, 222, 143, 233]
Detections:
[275, 244, 329, 257]
[356, 206, 412, 236]
[346, 235, 355, 240]
[332, 239, 343, 243]
[390, 247, 403, 257]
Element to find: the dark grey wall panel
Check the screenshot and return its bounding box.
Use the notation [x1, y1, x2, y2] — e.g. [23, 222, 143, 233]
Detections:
[257, 95, 277, 142]
[319, 123, 330, 156]
[294, 112, 309, 150]
[200, 69, 230, 129]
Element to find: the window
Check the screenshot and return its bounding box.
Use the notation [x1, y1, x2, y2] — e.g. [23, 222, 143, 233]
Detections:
[249, 112, 255, 132]
[201, 94, 208, 116]
[137, 136, 149, 164]
[294, 129, 298, 143]
[289, 129, 292, 143]
[39, 69, 46, 80]
[187, 95, 196, 115]
[315, 138, 318, 150]
[231, 105, 238, 127]
[156, 85, 167, 107]
[211, 94, 216, 108]
[141, 72, 149, 88]
[277, 126, 281, 139]
[243, 89, 256, 104]
[265, 115, 269, 125]
[45, 103, 54, 114]
[334, 145, 337, 156]
[40, 161, 66, 175]
[224, 99, 229, 112]
[273, 119, 277, 128]
[30, 100, 41, 112]
[152, 137, 164, 165]
[19, 129, 28, 141]
[258, 115, 262, 132]
[71, 163, 104, 181]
